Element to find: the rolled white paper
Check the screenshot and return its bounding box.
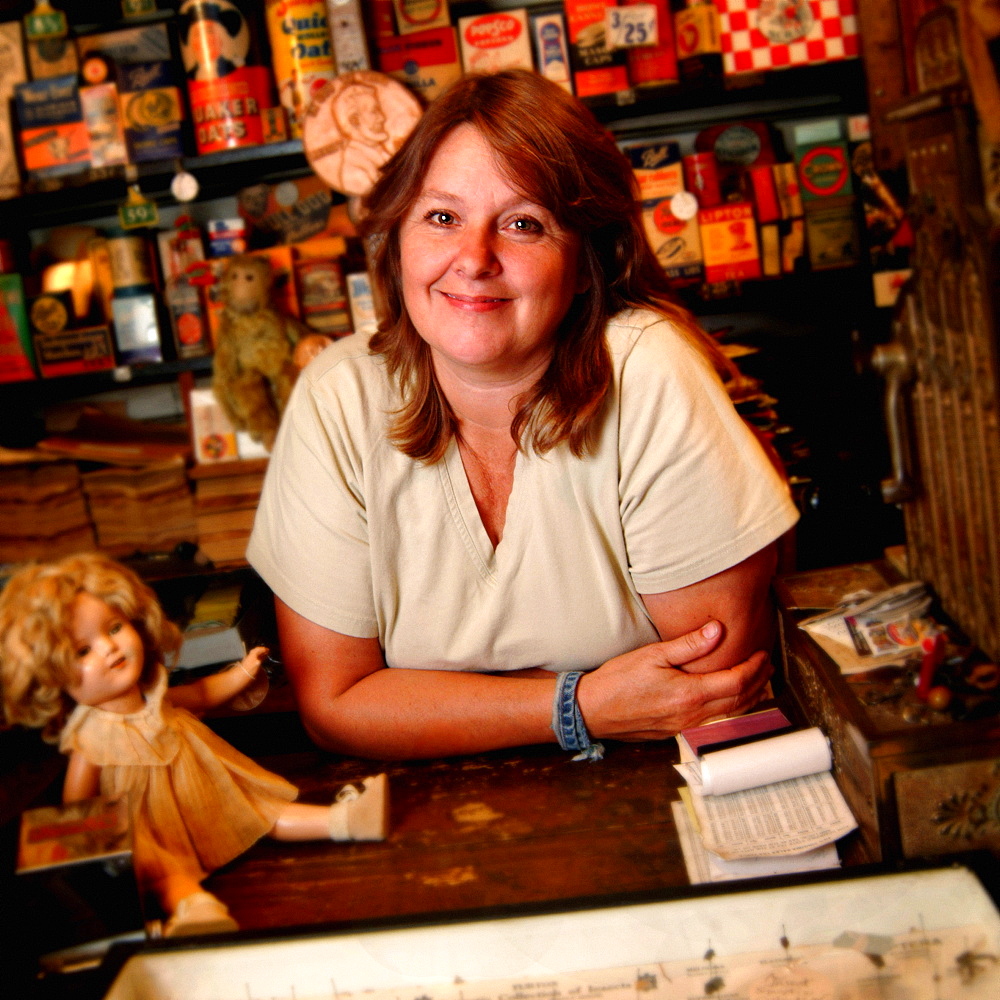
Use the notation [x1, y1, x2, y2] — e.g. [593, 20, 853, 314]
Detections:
[698, 727, 832, 796]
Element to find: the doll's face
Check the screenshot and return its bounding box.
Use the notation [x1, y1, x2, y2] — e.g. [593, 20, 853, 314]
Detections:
[66, 593, 146, 714]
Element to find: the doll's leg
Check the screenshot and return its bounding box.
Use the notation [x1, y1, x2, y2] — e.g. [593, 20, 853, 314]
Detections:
[147, 870, 239, 938]
[269, 774, 389, 842]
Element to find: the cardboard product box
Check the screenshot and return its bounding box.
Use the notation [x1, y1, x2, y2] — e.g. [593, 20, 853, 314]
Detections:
[80, 81, 128, 168]
[804, 196, 860, 271]
[458, 8, 534, 75]
[189, 385, 240, 463]
[699, 201, 761, 283]
[158, 225, 211, 359]
[16, 796, 144, 963]
[346, 270, 378, 335]
[716, 0, 860, 77]
[0, 21, 29, 200]
[624, 0, 678, 88]
[27, 32, 79, 80]
[0, 272, 36, 382]
[625, 140, 702, 280]
[796, 138, 854, 203]
[295, 255, 351, 335]
[238, 175, 357, 245]
[15, 74, 90, 180]
[564, 0, 630, 98]
[117, 61, 184, 163]
[29, 293, 116, 377]
[377, 26, 462, 105]
[110, 286, 164, 364]
[327, 0, 373, 73]
[673, 1, 723, 85]
[392, 0, 451, 36]
[75, 22, 173, 66]
[772, 160, 804, 219]
[530, 11, 573, 93]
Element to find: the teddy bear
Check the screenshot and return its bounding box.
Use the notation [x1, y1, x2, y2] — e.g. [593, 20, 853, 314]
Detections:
[211, 254, 328, 450]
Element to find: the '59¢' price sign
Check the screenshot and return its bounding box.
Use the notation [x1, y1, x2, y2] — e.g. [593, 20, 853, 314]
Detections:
[605, 4, 659, 50]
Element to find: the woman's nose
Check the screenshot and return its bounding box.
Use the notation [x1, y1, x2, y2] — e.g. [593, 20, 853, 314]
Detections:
[454, 224, 499, 278]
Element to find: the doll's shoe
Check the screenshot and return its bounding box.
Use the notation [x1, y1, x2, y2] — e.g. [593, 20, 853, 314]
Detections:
[329, 773, 389, 841]
[164, 891, 239, 937]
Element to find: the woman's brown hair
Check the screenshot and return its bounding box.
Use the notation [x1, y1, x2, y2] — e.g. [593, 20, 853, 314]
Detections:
[361, 68, 731, 462]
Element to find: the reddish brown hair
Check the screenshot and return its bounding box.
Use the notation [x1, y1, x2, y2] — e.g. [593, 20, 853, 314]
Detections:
[361, 69, 730, 462]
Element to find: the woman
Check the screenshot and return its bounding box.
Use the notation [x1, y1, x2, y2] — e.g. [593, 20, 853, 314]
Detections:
[247, 70, 799, 761]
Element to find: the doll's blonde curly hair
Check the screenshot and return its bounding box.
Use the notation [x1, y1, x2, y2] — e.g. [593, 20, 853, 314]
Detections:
[0, 552, 182, 743]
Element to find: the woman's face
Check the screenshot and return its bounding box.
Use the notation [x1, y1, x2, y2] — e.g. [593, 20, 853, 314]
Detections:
[398, 125, 586, 381]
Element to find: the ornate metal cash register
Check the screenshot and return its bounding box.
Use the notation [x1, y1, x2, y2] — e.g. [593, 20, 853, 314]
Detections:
[777, 4, 1000, 865]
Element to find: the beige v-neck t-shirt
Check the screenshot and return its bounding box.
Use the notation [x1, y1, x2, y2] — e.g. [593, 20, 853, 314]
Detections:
[247, 309, 799, 673]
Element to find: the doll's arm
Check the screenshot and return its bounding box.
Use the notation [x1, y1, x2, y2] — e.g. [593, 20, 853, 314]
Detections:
[63, 750, 102, 803]
[167, 646, 269, 714]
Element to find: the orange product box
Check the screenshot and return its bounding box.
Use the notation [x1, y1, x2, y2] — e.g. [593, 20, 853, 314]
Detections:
[15, 75, 90, 179]
[699, 202, 761, 283]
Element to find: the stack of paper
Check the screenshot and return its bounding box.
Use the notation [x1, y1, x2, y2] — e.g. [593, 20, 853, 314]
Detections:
[80, 459, 196, 556]
[0, 459, 96, 563]
[672, 710, 857, 883]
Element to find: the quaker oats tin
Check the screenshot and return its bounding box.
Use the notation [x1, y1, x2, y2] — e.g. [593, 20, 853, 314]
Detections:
[178, 0, 277, 154]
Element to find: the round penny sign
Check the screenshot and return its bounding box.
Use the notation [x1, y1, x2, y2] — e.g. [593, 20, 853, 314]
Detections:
[303, 71, 423, 197]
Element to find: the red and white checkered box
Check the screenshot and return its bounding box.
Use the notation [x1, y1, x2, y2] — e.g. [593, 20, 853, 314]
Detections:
[718, 0, 860, 75]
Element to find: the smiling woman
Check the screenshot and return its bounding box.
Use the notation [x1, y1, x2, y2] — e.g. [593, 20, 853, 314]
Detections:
[246, 69, 800, 762]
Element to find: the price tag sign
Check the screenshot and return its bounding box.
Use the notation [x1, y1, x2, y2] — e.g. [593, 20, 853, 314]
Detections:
[605, 4, 658, 50]
[23, 0, 67, 40]
[119, 186, 160, 229]
[122, 0, 158, 17]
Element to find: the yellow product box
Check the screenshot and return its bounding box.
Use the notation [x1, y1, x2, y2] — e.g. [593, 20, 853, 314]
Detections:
[699, 201, 761, 283]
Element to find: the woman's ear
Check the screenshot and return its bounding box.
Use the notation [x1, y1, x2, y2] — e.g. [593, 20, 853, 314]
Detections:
[575, 267, 592, 295]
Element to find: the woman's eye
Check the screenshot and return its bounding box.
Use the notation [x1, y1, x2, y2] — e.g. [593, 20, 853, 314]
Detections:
[510, 216, 542, 234]
[427, 210, 456, 226]
[109, 621, 122, 635]
[76, 645, 90, 658]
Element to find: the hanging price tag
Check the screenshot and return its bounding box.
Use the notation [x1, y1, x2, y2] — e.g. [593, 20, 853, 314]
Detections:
[605, 5, 658, 50]
[122, 0, 158, 17]
[23, 0, 67, 40]
[119, 185, 160, 229]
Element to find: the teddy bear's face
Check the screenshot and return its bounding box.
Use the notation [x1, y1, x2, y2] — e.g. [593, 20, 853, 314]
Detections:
[221, 257, 271, 315]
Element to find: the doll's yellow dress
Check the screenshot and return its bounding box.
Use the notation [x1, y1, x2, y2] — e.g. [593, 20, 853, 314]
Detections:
[59, 664, 296, 888]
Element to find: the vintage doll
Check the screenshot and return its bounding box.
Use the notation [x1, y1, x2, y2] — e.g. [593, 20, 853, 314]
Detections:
[0, 553, 388, 937]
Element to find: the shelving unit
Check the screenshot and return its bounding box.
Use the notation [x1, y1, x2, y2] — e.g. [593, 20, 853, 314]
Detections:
[0, 0, 904, 570]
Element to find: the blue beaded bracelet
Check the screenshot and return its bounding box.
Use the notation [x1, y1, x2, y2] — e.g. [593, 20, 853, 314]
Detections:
[551, 670, 605, 762]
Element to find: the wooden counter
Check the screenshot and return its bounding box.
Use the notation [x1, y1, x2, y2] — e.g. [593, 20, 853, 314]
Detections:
[205, 736, 692, 932]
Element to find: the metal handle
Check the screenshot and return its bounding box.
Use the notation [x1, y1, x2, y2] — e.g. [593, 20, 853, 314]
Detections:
[871, 337, 915, 504]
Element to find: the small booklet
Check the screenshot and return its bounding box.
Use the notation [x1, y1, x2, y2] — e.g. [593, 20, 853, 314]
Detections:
[675, 706, 791, 761]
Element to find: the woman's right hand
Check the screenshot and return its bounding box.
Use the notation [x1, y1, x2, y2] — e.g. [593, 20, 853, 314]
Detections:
[576, 620, 773, 742]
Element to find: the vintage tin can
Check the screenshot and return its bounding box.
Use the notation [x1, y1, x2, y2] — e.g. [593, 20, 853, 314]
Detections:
[265, 0, 337, 139]
[178, 0, 277, 155]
